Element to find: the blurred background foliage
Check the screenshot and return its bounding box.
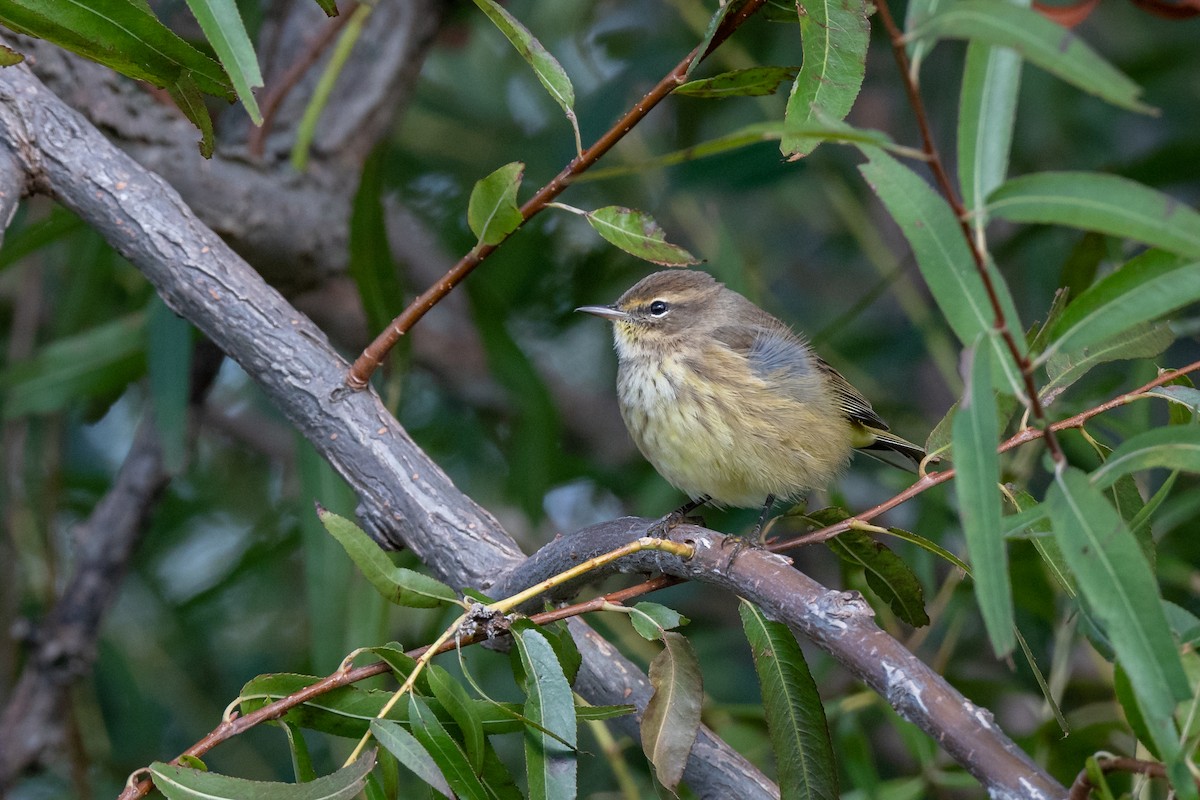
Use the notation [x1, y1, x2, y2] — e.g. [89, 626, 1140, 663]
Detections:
[1, 0, 1198, 797]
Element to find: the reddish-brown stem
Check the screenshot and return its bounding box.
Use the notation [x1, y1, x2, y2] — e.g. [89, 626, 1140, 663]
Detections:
[772, 359, 1200, 550]
[344, 0, 768, 390]
[874, 0, 1065, 464]
[248, 2, 359, 159]
[117, 574, 675, 800]
[1068, 755, 1200, 799]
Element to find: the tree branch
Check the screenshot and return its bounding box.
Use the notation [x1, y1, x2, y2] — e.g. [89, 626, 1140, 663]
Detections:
[0, 61, 770, 799]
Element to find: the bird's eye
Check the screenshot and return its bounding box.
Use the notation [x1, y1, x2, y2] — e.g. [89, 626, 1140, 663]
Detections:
[649, 300, 670, 317]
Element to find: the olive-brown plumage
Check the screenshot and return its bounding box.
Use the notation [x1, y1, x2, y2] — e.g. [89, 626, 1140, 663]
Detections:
[578, 270, 922, 526]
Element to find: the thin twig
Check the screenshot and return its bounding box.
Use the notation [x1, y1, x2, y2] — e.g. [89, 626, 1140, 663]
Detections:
[773, 359, 1200, 550]
[874, 0, 1065, 463]
[344, 0, 769, 389]
[116, 573, 676, 800]
[1066, 754, 1200, 799]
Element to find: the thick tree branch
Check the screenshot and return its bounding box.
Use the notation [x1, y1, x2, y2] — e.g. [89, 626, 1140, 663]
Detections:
[0, 62, 770, 798]
[497, 519, 1068, 799]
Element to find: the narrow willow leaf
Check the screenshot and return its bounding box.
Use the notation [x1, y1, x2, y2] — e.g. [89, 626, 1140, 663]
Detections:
[239, 673, 401, 738]
[676, 66, 799, 98]
[630, 602, 689, 640]
[1, 312, 146, 419]
[826, 530, 930, 627]
[641, 632, 702, 792]
[685, 0, 736, 79]
[879, 526, 972, 575]
[585, 207, 699, 266]
[513, 625, 577, 800]
[577, 704, 636, 721]
[147, 297, 191, 475]
[537, 620, 583, 685]
[409, 695, 490, 800]
[467, 162, 525, 247]
[782, 0, 869, 159]
[1041, 249, 1198, 361]
[0, 44, 23, 65]
[1089, 426, 1200, 489]
[0, 0, 232, 96]
[280, 720, 317, 783]
[371, 720, 454, 800]
[858, 147, 1024, 393]
[957, 13, 1025, 219]
[909, 0, 1152, 113]
[952, 341, 1014, 656]
[739, 600, 839, 800]
[990, 174, 1200, 259]
[1040, 322, 1173, 405]
[469, 0, 578, 139]
[1147, 385, 1200, 416]
[427, 666, 486, 775]
[316, 507, 459, 608]
[149, 751, 375, 800]
[1046, 468, 1190, 777]
[183, 0, 264, 123]
[310, 0, 337, 15]
[168, 74, 217, 158]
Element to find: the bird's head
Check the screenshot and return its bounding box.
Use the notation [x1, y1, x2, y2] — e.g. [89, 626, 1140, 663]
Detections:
[576, 270, 725, 352]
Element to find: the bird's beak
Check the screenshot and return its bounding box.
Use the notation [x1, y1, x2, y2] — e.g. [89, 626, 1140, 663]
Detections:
[575, 304, 629, 322]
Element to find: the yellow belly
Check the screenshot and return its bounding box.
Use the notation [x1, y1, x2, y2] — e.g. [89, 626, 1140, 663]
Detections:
[616, 355, 852, 507]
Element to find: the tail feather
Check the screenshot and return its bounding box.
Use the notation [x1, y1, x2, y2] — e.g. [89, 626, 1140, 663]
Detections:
[854, 426, 926, 473]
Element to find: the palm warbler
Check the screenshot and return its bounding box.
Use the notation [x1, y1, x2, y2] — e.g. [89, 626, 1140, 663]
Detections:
[578, 269, 924, 538]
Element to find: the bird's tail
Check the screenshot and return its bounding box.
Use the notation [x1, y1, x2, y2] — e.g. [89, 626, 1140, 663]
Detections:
[854, 425, 926, 473]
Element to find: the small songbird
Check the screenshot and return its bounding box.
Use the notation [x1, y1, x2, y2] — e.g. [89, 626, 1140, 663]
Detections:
[577, 269, 924, 539]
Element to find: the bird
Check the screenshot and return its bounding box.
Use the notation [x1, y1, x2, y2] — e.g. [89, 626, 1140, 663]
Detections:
[577, 269, 924, 541]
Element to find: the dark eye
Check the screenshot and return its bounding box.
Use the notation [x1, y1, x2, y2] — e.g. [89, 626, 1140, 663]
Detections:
[649, 300, 669, 317]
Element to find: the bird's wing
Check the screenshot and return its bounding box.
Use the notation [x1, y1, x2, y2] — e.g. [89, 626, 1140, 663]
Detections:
[715, 322, 890, 430]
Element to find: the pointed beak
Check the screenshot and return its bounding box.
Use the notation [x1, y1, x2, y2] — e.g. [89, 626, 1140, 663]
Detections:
[575, 304, 629, 322]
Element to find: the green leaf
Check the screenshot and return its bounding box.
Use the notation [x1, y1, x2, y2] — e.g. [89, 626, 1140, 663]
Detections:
[310, 0, 338, 16]
[676, 66, 798, 98]
[182, 0, 264, 123]
[467, 162, 525, 247]
[0, 0, 232, 96]
[1046, 467, 1191, 786]
[630, 602, 689, 640]
[316, 507, 459, 608]
[239, 673, 402, 738]
[513, 624, 577, 800]
[782, 0, 869, 159]
[1147, 384, 1200, 417]
[350, 149, 405, 337]
[584, 207, 699, 266]
[167, 74, 217, 158]
[909, 0, 1152, 113]
[536, 620, 583, 685]
[1042, 250, 1198, 361]
[469, 0, 578, 144]
[409, 695, 490, 800]
[957, 8, 1025, 219]
[0, 43, 23, 65]
[903, 0, 946, 71]
[1005, 487, 1074, 596]
[427, 665, 485, 774]
[641, 632, 702, 792]
[857, 146, 1024, 393]
[280, 720, 317, 783]
[1040, 322, 1174, 405]
[990, 174, 1200, 259]
[827, 530, 930, 627]
[147, 297, 192, 475]
[1, 312, 146, 419]
[739, 601, 839, 800]
[370, 720, 454, 799]
[1090, 426, 1200, 489]
[149, 751, 375, 800]
[952, 340, 1013, 656]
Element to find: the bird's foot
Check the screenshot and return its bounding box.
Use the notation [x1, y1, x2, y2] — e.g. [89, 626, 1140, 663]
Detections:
[647, 509, 705, 538]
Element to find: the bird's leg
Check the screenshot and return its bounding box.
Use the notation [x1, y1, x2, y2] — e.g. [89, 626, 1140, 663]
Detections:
[750, 494, 777, 545]
[648, 495, 710, 537]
